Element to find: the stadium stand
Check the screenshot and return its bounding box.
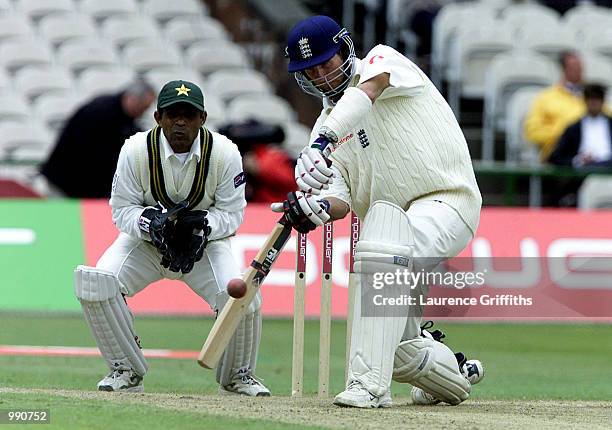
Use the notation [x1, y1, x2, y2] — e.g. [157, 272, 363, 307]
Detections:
[145, 68, 204, 92]
[501, 2, 561, 37]
[482, 52, 558, 160]
[0, 122, 52, 156]
[165, 16, 229, 49]
[518, 22, 576, 62]
[226, 94, 296, 124]
[0, 0, 609, 204]
[0, 40, 53, 73]
[186, 41, 251, 75]
[0, 93, 30, 123]
[32, 93, 80, 132]
[582, 26, 612, 60]
[14, 66, 73, 101]
[143, 0, 208, 23]
[504, 88, 543, 164]
[206, 69, 272, 102]
[0, 13, 34, 42]
[563, 3, 612, 42]
[122, 42, 182, 73]
[101, 15, 160, 50]
[79, 0, 139, 23]
[78, 68, 135, 99]
[17, 0, 74, 22]
[38, 13, 98, 48]
[582, 52, 612, 87]
[430, 2, 497, 89]
[57, 38, 120, 74]
[281, 120, 311, 160]
[446, 20, 514, 115]
[0, 0, 10, 14]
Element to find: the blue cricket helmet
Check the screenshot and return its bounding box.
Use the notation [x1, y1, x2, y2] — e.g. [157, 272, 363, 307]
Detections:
[285, 15, 356, 99]
[286, 15, 344, 72]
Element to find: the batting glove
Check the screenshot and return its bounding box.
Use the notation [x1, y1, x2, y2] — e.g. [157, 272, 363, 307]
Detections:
[271, 191, 331, 233]
[295, 136, 334, 195]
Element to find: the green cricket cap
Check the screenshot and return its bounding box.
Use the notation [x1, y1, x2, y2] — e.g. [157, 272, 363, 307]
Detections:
[157, 80, 205, 111]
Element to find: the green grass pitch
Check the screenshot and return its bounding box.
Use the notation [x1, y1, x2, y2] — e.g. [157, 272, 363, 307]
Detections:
[1, 314, 611, 429]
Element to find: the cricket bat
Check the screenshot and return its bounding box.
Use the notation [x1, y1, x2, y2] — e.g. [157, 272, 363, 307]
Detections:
[198, 216, 293, 369]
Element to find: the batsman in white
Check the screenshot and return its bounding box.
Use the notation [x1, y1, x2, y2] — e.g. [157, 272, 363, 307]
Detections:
[276, 16, 485, 407]
[74, 80, 270, 396]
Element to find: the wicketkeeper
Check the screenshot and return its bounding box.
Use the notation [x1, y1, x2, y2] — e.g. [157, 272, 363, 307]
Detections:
[74, 80, 270, 396]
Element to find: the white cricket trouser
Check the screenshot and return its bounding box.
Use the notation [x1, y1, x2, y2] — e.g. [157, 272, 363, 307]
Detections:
[401, 199, 474, 340]
[347, 199, 474, 396]
[97, 232, 241, 311]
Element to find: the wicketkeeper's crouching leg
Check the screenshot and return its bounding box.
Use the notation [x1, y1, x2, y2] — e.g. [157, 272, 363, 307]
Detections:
[215, 290, 270, 396]
[74, 265, 146, 392]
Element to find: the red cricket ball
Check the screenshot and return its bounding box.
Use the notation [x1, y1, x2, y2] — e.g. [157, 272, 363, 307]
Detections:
[227, 278, 247, 299]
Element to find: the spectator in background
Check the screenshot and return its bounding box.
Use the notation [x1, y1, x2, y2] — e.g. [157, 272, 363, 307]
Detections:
[549, 84, 612, 167]
[219, 120, 295, 203]
[524, 51, 585, 161]
[39, 77, 155, 198]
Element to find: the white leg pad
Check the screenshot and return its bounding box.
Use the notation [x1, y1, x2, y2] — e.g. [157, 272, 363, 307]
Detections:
[216, 291, 262, 386]
[393, 337, 470, 405]
[74, 265, 148, 376]
[348, 201, 415, 397]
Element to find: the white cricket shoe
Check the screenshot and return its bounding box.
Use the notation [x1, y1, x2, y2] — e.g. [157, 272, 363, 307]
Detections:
[461, 359, 485, 385]
[219, 370, 271, 397]
[97, 369, 143, 392]
[333, 381, 392, 408]
[410, 387, 440, 405]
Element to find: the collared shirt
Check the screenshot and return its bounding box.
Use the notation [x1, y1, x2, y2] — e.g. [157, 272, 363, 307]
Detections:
[160, 129, 202, 193]
[110, 127, 246, 242]
[579, 114, 612, 162]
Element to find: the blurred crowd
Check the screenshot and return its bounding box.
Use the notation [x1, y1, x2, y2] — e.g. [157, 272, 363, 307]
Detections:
[2, 0, 612, 208]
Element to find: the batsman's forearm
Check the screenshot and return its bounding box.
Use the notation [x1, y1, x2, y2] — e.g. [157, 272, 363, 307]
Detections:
[325, 197, 350, 221]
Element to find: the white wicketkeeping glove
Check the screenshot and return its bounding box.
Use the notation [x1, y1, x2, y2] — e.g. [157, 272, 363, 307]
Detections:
[295, 145, 334, 195]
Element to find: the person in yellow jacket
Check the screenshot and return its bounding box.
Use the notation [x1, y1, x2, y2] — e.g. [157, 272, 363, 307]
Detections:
[524, 51, 585, 161]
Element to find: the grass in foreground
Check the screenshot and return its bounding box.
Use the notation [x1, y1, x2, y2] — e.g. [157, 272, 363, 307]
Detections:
[1, 392, 326, 430]
[1, 313, 611, 400]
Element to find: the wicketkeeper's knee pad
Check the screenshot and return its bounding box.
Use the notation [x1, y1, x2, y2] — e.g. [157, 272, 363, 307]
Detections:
[74, 265, 147, 376]
[393, 337, 470, 405]
[216, 307, 262, 386]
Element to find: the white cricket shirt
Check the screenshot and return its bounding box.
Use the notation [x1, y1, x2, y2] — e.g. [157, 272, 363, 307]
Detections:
[318, 44, 481, 234]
